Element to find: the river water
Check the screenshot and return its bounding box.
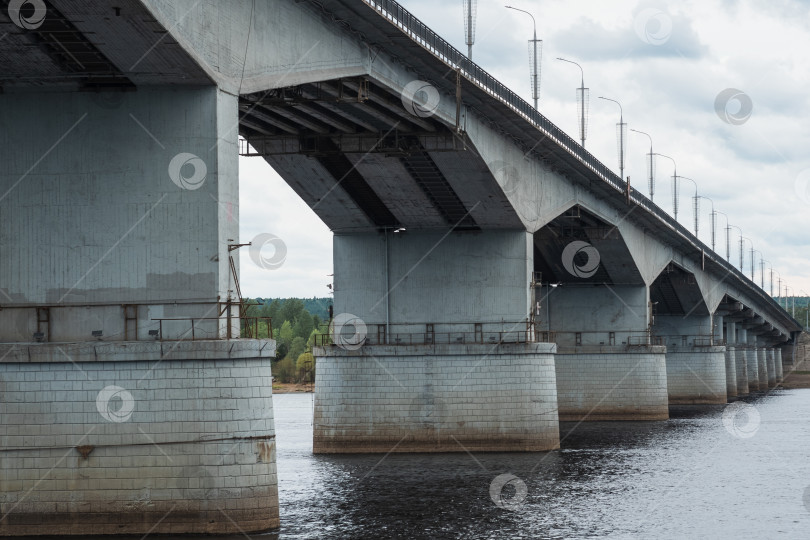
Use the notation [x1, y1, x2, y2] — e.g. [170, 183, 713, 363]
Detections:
[264, 389, 810, 539]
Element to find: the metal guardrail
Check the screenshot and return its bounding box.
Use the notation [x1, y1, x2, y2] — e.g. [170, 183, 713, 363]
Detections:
[314, 321, 536, 347]
[152, 317, 273, 341]
[357, 0, 795, 329]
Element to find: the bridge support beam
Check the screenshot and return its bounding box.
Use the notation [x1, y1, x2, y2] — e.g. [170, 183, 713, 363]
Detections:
[774, 348, 784, 382]
[735, 346, 750, 395]
[756, 341, 769, 389]
[766, 346, 777, 387]
[724, 320, 738, 399]
[740, 330, 759, 392]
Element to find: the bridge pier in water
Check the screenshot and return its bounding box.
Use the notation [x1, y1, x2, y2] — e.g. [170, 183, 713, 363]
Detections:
[723, 319, 738, 398]
[313, 230, 561, 452]
[0, 88, 279, 534]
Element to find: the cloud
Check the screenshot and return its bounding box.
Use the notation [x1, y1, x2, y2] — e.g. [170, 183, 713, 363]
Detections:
[552, 8, 708, 61]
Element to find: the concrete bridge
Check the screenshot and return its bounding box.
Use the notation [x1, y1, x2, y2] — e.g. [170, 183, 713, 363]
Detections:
[0, 0, 800, 535]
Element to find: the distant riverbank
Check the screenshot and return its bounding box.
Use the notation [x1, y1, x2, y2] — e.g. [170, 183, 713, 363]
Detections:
[273, 382, 314, 393]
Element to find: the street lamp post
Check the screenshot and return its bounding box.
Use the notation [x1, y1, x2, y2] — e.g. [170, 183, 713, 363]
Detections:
[751, 249, 763, 287]
[630, 129, 654, 201]
[729, 225, 744, 271]
[714, 210, 729, 261]
[696, 196, 715, 252]
[505, 6, 540, 109]
[557, 57, 587, 147]
[599, 96, 626, 180]
[740, 236, 753, 280]
[653, 153, 677, 220]
[677, 176, 699, 236]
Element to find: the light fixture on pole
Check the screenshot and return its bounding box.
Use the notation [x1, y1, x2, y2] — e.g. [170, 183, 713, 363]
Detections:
[599, 96, 626, 180]
[653, 153, 677, 220]
[464, 0, 478, 60]
[506, 6, 541, 110]
[557, 57, 587, 147]
[630, 129, 654, 201]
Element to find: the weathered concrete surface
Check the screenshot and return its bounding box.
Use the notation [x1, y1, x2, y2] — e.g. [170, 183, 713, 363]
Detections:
[665, 347, 727, 405]
[757, 348, 769, 389]
[725, 346, 738, 399]
[0, 341, 278, 536]
[735, 348, 749, 395]
[333, 230, 532, 326]
[313, 343, 559, 453]
[766, 348, 777, 387]
[554, 346, 668, 421]
[774, 348, 784, 382]
[746, 348, 760, 392]
[0, 87, 239, 341]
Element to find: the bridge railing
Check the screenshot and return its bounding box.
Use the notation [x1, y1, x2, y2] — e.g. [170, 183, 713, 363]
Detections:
[314, 320, 537, 347]
[359, 0, 792, 326]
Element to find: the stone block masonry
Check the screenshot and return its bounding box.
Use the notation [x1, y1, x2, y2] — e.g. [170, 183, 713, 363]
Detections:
[725, 346, 738, 399]
[735, 348, 749, 395]
[554, 346, 668, 421]
[665, 347, 727, 405]
[0, 340, 278, 536]
[313, 343, 559, 453]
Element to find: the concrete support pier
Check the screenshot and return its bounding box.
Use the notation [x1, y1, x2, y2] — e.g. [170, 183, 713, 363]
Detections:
[314, 343, 559, 452]
[757, 346, 769, 389]
[317, 229, 561, 452]
[742, 329, 760, 392]
[655, 314, 726, 405]
[735, 347, 750, 395]
[725, 346, 738, 399]
[774, 348, 784, 382]
[664, 346, 727, 404]
[554, 345, 668, 421]
[0, 341, 278, 535]
[766, 347, 777, 387]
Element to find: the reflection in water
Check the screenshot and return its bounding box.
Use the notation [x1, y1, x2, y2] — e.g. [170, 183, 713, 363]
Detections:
[272, 390, 810, 539]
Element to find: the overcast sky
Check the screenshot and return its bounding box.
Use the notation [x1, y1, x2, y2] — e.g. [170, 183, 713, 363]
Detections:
[239, 0, 810, 301]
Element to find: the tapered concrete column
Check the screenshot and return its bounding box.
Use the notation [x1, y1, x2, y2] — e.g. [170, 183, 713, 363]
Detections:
[766, 347, 777, 387]
[724, 320, 738, 399]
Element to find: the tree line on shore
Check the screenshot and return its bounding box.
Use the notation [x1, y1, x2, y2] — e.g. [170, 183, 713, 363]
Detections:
[242, 297, 332, 383]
